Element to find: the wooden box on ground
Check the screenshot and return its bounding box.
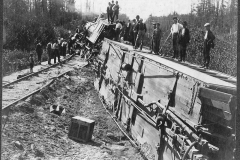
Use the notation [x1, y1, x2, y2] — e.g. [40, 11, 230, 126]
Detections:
[68, 116, 95, 142]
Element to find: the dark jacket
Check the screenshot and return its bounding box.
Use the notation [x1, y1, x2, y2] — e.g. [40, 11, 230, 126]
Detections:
[153, 28, 162, 41]
[36, 43, 43, 54]
[204, 30, 215, 48]
[107, 6, 113, 13]
[178, 28, 190, 47]
[135, 23, 147, 33]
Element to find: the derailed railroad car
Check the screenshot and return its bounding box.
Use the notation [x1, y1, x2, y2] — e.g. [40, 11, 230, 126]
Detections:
[81, 19, 236, 160]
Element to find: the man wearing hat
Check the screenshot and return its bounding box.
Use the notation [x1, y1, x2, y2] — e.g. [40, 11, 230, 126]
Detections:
[150, 23, 156, 52]
[36, 41, 43, 64]
[171, 16, 183, 58]
[178, 21, 190, 62]
[46, 40, 52, 65]
[133, 16, 140, 45]
[134, 18, 147, 50]
[152, 23, 162, 54]
[202, 23, 215, 69]
[129, 19, 137, 46]
[112, 1, 120, 22]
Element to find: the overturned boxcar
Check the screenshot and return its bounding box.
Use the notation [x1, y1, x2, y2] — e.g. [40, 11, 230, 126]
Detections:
[82, 19, 236, 160]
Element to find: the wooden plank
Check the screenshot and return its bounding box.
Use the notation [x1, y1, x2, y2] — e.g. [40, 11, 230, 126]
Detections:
[106, 46, 122, 81]
[199, 87, 233, 104]
[141, 63, 175, 106]
[207, 84, 236, 95]
[136, 53, 235, 88]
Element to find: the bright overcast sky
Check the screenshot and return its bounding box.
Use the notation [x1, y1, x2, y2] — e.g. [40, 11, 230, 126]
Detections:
[76, 0, 199, 20]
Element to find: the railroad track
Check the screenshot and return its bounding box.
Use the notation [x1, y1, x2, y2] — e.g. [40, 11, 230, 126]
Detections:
[2, 54, 88, 116]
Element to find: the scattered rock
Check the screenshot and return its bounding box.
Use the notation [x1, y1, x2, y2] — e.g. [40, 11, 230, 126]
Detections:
[50, 105, 66, 116]
[13, 141, 24, 150]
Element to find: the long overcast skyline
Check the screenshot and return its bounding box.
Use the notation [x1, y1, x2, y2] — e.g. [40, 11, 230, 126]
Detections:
[75, 0, 200, 20]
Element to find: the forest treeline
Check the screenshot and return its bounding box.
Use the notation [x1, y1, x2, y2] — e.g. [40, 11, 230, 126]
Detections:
[3, 0, 86, 51]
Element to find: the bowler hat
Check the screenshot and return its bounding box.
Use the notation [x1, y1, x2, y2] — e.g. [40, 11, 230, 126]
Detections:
[204, 23, 210, 27]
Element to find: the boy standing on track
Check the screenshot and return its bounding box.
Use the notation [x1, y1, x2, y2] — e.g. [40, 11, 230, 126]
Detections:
[178, 21, 190, 62]
[202, 23, 215, 69]
[29, 53, 34, 73]
[46, 41, 52, 65]
[171, 17, 183, 59]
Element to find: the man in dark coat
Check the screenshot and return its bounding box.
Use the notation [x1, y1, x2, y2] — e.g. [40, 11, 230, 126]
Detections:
[134, 18, 147, 50]
[36, 41, 43, 64]
[129, 19, 137, 46]
[152, 23, 162, 54]
[151, 23, 156, 52]
[124, 20, 131, 41]
[107, 2, 113, 23]
[202, 23, 215, 69]
[178, 21, 190, 62]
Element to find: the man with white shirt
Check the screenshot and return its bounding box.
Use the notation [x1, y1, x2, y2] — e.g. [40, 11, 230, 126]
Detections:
[202, 23, 215, 69]
[115, 19, 122, 41]
[171, 17, 183, 58]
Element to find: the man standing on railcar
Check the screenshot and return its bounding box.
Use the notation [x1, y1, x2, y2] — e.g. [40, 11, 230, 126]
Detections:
[130, 19, 137, 46]
[112, 1, 120, 22]
[107, 2, 113, 23]
[202, 23, 215, 69]
[171, 17, 183, 59]
[150, 23, 156, 52]
[152, 23, 162, 54]
[134, 18, 147, 50]
[178, 21, 190, 62]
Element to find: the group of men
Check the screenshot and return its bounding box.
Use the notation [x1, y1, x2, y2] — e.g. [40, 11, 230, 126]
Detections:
[113, 15, 148, 51]
[107, 0, 120, 23]
[170, 16, 215, 69]
[35, 38, 68, 66]
[112, 14, 215, 69]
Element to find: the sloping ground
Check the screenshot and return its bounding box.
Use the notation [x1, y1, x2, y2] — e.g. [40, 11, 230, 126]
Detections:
[2, 67, 144, 160]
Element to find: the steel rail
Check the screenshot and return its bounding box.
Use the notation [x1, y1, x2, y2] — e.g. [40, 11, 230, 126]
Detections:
[3, 54, 75, 88]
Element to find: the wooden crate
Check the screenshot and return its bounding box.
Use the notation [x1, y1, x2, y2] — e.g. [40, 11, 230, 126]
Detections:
[68, 116, 95, 142]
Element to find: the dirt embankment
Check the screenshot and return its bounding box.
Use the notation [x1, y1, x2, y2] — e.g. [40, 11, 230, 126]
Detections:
[2, 66, 144, 160]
